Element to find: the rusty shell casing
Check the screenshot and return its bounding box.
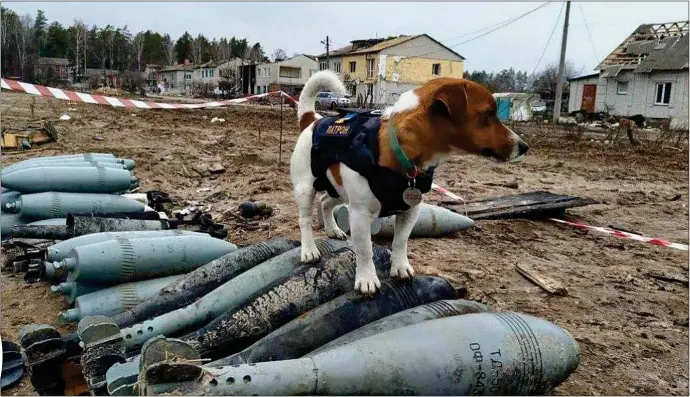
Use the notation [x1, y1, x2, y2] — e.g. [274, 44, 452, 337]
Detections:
[113, 238, 300, 329]
[179, 244, 392, 359]
[119, 239, 349, 352]
[211, 275, 459, 366]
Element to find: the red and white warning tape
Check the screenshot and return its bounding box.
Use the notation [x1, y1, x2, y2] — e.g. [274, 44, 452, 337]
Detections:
[431, 183, 688, 251]
[431, 183, 464, 202]
[0, 78, 297, 109]
[548, 218, 688, 251]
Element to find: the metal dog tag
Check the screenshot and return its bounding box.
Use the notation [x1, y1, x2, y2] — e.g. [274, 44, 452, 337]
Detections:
[402, 187, 423, 206]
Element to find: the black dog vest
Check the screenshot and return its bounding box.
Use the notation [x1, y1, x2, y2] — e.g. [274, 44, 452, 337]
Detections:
[310, 109, 435, 218]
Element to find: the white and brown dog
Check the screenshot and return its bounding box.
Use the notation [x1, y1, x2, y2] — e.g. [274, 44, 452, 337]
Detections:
[290, 71, 528, 295]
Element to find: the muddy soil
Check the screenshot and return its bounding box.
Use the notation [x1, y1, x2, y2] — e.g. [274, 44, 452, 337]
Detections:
[1, 91, 688, 395]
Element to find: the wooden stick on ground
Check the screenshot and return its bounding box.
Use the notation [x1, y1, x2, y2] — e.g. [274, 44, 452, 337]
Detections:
[646, 271, 689, 286]
[515, 263, 568, 296]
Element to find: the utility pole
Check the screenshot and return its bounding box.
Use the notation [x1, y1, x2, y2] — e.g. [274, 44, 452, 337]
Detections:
[320, 36, 330, 69]
[553, 1, 571, 124]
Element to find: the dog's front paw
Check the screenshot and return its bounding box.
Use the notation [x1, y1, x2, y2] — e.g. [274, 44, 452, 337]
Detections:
[390, 258, 415, 280]
[300, 243, 321, 263]
[354, 268, 381, 296]
[325, 226, 348, 240]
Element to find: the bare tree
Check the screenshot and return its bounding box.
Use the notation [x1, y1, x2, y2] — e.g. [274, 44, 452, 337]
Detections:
[531, 61, 582, 99]
[105, 25, 115, 69]
[71, 19, 87, 80]
[165, 38, 175, 66]
[218, 67, 239, 97]
[132, 32, 144, 71]
[1, 9, 12, 63]
[190, 36, 203, 63]
[14, 14, 33, 80]
[272, 48, 287, 62]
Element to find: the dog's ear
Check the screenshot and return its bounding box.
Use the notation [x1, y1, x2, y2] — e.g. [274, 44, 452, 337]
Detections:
[430, 81, 468, 121]
[431, 97, 451, 119]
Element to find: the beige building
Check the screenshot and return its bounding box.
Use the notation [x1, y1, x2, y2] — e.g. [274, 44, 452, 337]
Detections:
[254, 54, 318, 96]
[317, 34, 465, 106]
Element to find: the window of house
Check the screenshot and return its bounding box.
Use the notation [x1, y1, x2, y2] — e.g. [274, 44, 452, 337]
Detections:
[366, 59, 375, 78]
[655, 82, 672, 105]
[267, 68, 271, 77]
[432, 63, 441, 76]
[349, 61, 356, 73]
[617, 81, 628, 95]
[334, 62, 341, 73]
[320, 61, 327, 71]
[280, 66, 301, 78]
[210, 69, 214, 77]
[264, 85, 267, 93]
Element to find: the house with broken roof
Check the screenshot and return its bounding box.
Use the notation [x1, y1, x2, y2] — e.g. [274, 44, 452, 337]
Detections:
[568, 21, 689, 127]
[316, 34, 465, 106]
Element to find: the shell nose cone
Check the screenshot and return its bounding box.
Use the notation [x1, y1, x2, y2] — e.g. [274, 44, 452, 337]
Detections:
[518, 140, 529, 156]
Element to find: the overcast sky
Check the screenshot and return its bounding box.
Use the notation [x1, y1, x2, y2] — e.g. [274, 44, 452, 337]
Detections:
[4, 1, 688, 74]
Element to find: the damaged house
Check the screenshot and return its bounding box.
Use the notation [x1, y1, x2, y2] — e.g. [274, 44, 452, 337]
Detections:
[316, 34, 465, 107]
[568, 21, 689, 128]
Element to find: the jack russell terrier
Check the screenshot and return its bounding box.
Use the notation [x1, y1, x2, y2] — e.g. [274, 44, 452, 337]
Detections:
[290, 71, 528, 295]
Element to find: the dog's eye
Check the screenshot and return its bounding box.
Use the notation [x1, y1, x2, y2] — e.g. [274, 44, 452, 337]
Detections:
[479, 109, 494, 126]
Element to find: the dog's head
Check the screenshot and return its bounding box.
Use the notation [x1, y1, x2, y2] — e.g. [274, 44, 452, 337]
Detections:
[392, 78, 528, 163]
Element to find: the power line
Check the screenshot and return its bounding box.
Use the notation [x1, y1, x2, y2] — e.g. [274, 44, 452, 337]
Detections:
[530, 1, 565, 77]
[321, 2, 552, 61]
[436, 4, 551, 45]
[338, 2, 553, 58]
[578, 2, 600, 63]
[415, 1, 552, 58]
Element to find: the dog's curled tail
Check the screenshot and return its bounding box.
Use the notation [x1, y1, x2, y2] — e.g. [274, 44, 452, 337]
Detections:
[297, 70, 347, 131]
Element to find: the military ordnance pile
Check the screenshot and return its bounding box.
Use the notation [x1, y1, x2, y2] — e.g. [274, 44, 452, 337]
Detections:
[11, 236, 580, 396]
[1, 153, 148, 238]
[4, 153, 579, 396]
[17, 227, 239, 325]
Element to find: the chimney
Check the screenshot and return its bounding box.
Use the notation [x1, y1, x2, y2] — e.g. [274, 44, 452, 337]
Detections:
[184, 58, 189, 65]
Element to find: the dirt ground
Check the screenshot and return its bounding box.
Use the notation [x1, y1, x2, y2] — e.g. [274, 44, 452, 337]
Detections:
[1, 90, 688, 396]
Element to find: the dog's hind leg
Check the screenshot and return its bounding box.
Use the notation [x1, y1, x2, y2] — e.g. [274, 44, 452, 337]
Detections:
[321, 194, 347, 239]
[390, 204, 422, 280]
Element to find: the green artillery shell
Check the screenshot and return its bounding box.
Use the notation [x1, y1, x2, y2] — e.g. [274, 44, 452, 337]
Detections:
[142, 312, 580, 396]
[1, 166, 138, 194]
[4, 192, 146, 221]
[58, 275, 185, 323]
[53, 235, 237, 285]
[309, 299, 491, 355]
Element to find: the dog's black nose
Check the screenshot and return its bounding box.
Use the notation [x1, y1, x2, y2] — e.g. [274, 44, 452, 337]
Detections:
[518, 140, 529, 156]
